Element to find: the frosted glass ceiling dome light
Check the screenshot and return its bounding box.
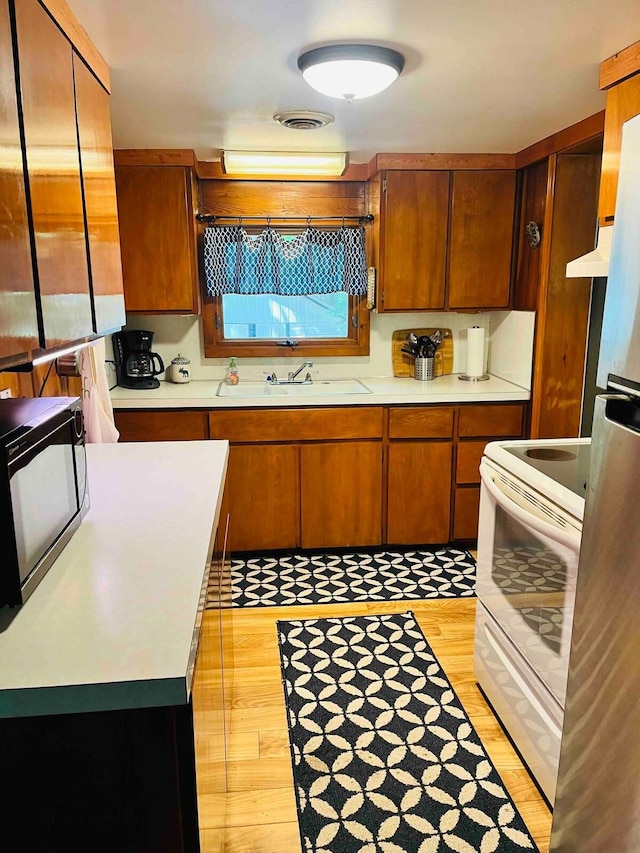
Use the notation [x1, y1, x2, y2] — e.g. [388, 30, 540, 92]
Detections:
[297, 44, 405, 101]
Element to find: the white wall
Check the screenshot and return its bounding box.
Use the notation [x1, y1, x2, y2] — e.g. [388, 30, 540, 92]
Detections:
[118, 309, 534, 387]
[488, 311, 536, 390]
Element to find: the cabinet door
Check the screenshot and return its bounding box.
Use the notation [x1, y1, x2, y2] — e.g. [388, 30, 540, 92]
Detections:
[301, 442, 382, 549]
[0, 0, 39, 365]
[387, 442, 452, 545]
[453, 486, 480, 540]
[448, 170, 516, 309]
[73, 54, 125, 335]
[115, 165, 200, 313]
[221, 444, 300, 553]
[381, 171, 449, 311]
[14, 0, 93, 348]
[598, 75, 640, 223]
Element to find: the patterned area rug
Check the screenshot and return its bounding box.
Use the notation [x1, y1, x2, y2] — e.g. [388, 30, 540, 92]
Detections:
[230, 549, 475, 608]
[278, 611, 537, 853]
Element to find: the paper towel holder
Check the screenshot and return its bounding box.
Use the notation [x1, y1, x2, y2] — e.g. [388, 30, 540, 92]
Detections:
[459, 372, 490, 381]
[460, 324, 489, 381]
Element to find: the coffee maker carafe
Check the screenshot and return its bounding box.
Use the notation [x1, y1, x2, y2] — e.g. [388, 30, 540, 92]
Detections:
[113, 330, 165, 390]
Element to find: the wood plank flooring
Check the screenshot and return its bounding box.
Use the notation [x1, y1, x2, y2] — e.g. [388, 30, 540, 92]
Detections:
[193, 597, 552, 852]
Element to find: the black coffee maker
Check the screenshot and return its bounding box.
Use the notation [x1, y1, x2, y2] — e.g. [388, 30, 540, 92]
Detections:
[113, 330, 165, 390]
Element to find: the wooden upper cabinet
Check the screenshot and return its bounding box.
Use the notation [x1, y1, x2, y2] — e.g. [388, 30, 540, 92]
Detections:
[73, 53, 125, 335]
[14, 0, 93, 349]
[598, 74, 640, 222]
[0, 0, 39, 365]
[514, 159, 549, 312]
[115, 165, 201, 313]
[380, 171, 449, 311]
[448, 170, 516, 309]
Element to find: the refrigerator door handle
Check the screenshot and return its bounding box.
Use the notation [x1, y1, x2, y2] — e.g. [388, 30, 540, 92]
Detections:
[601, 393, 640, 433]
[480, 462, 582, 552]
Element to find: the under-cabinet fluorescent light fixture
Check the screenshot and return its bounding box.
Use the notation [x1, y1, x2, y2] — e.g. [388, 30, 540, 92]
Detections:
[222, 150, 347, 177]
[32, 341, 93, 366]
[297, 44, 405, 101]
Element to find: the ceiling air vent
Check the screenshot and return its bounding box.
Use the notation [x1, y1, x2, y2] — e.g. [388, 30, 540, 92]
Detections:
[273, 110, 334, 130]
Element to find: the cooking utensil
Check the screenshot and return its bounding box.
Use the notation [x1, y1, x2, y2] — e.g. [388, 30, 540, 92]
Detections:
[411, 335, 423, 357]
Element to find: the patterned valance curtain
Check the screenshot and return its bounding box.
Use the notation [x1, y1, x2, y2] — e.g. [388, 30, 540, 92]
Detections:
[203, 226, 367, 296]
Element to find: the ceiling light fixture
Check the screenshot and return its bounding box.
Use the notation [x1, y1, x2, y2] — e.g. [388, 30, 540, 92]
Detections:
[297, 44, 405, 101]
[222, 150, 347, 177]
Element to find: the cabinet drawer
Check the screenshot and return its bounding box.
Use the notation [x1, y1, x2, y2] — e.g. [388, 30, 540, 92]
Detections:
[453, 486, 481, 540]
[456, 440, 487, 484]
[388, 407, 454, 439]
[458, 404, 524, 438]
[115, 410, 208, 442]
[209, 407, 384, 443]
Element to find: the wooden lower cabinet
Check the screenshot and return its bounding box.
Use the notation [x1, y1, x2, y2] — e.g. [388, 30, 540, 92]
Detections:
[222, 444, 299, 553]
[300, 441, 383, 549]
[114, 401, 526, 549]
[456, 440, 486, 484]
[387, 441, 453, 545]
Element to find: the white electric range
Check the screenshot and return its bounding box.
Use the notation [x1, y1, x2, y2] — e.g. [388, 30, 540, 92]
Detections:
[474, 437, 590, 805]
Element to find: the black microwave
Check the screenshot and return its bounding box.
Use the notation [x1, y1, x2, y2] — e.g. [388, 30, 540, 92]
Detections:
[0, 396, 89, 606]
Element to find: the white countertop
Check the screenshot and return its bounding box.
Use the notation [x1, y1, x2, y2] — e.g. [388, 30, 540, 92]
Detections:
[0, 440, 228, 719]
[111, 374, 530, 409]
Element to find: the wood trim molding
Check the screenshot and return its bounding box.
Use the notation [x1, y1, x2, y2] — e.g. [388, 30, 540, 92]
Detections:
[114, 149, 198, 168]
[40, 0, 110, 91]
[600, 40, 640, 90]
[529, 154, 557, 439]
[514, 111, 605, 169]
[366, 152, 515, 178]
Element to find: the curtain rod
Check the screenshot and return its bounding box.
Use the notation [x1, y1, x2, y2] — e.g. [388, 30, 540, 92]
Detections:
[196, 213, 373, 225]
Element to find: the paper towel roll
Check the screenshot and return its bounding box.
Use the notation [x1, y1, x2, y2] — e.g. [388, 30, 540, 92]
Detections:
[466, 326, 485, 377]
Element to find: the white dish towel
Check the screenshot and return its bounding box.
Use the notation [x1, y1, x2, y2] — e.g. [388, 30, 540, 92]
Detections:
[80, 338, 119, 443]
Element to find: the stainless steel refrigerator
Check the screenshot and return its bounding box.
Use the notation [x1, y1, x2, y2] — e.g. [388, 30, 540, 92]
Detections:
[550, 112, 640, 850]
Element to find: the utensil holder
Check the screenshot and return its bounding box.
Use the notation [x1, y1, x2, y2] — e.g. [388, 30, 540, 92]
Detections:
[414, 356, 435, 381]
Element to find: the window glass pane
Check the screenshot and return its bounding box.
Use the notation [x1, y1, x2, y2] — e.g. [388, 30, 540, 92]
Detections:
[222, 292, 349, 340]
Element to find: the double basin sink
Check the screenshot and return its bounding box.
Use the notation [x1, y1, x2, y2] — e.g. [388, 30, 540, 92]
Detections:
[216, 379, 372, 398]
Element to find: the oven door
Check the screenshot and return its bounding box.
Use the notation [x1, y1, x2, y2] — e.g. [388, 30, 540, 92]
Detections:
[476, 459, 582, 706]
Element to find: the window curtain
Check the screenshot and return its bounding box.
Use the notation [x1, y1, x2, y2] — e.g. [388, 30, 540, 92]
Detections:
[203, 225, 368, 296]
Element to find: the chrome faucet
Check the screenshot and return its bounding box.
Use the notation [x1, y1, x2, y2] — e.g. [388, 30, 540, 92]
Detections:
[288, 360, 314, 383]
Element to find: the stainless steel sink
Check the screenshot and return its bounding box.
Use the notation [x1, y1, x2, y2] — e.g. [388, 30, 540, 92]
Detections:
[216, 379, 372, 398]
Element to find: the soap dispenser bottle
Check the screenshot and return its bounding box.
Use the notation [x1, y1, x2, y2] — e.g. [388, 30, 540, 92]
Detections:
[225, 357, 239, 385]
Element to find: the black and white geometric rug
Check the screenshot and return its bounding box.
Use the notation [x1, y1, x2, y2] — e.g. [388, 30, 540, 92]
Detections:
[231, 548, 475, 608]
[278, 611, 537, 853]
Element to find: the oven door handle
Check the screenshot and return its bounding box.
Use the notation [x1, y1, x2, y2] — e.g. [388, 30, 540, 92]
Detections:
[480, 462, 581, 553]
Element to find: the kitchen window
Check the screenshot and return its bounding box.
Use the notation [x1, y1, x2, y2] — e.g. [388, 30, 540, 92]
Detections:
[202, 227, 370, 357]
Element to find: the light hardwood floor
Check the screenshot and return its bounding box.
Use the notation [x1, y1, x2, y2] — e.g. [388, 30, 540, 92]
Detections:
[193, 597, 552, 852]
